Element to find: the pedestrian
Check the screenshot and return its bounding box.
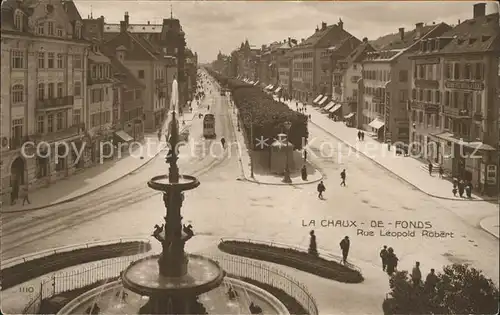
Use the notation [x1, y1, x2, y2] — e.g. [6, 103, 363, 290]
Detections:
[157, 129, 162, 141]
[411, 261, 422, 287]
[357, 130, 361, 141]
[340, 169, 346, 186]
[339, 236, 350, 264]
[301, 164, 308, 181]
[425, 268, 438, 292]
[317, 181, 325, 199]
[465, 181, 472, 198]
[361, 131, 365, 141]
[458, 179, 465, 197]
[308, 230, 318, 256]
[428, 162, 433, 175]
[438, 165, 444, 178]
[21, 185, 30, 206]
[380, 245, 388, 271]
[386, 247, 398, 276]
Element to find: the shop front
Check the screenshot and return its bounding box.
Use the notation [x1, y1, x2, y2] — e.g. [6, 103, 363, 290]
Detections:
[368, 118, 385, 140]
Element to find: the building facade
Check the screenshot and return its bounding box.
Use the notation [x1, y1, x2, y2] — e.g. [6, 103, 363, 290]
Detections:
[359, 22, 450, 143]
[86, 42, 115, 165]
[1, 0, 89, 204]
[408, 3, 499, 195]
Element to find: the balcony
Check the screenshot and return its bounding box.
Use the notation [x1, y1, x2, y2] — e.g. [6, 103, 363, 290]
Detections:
[442, 106, 472, 118]
[444, 80, 484, 91]
[36, 96, 74, 110]
[414, 79, 439, 89]
[32, 123, 85, 143]
[473, 112, 483, 121]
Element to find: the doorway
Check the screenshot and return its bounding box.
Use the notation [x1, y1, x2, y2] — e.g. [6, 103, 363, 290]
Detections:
[10, 157, 25, 203]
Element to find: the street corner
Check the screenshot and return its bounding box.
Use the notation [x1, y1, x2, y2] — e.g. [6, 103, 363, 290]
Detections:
[479, 215, 500, 239]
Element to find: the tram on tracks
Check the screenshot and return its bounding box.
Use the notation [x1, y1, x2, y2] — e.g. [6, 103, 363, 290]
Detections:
[203, 113, 216, 139]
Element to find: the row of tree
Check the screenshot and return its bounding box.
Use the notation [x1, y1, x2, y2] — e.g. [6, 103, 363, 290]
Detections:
[384, 264, 498, 314]
[208, 70, 308, 150]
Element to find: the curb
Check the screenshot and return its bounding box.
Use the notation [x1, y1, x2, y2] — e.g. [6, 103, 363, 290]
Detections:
[1, 124, 193, 214]
[310, 119, 497, 203]
[479, 216, 499, 239]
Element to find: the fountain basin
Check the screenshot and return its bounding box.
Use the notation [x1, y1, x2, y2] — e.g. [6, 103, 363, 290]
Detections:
[148, 175, 200, 192]
[122, 254, 224, 297]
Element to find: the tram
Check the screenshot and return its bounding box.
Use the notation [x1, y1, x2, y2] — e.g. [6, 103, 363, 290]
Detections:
[203, 113, 216, 138]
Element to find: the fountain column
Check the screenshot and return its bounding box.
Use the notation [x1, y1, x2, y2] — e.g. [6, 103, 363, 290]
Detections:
[121, 78, 225, 314]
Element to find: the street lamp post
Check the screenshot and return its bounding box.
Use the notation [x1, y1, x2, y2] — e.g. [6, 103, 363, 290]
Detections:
[282, 121, 292, 183]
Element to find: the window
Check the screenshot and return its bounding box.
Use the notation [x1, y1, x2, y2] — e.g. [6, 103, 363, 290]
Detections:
[73, 109, 81, 125]
[74, 55, 82, 69]
[48, 22, 54, 35]
[48, 52, 54, 68]
[474, 63, 483, 80]
[57, 83, 64, 97]
[56, 28, 63, 37]
[138, 70, 145, 79]
[48, 114, 54, 132]
[399, 90, 407, 102]
[399, 70, 408, 82]
[444, 63, 451, 79]
[56, 112, 64, 130]
[37, 23, 44, 35]
[38, 83, 45, 100]
[12, 84, 24, 103]
[464, 64, 471, 79]
[453, 63, 460, 79]
[38, 52, 45, 68]
[75, 25, 81, 39]
[444, 117, 449, 129]
[14, 12, 22, 30]
[98, 65, 103, 78]
[452, 91, 459, 108]
[475, 93, 482, 112]
[91, 65, 97, 78]
[435, 114, 441, 128]
[11, 50, 24, 69]
[418, 89, 424, 101]
[48, 83, 55, 98]
[445, 91, 450, 106]
[412, 89, 416, 100]
[37, 116, 44, 134]
[74, 82, 81, 97]
[427, 113, 432, 126]
[427, 65, 433, 79]
[57, 53, 63, 68]
[135, 89, 142, 100]
[435, 91, 441, 104]
[105, 111, 111, 123]
[426, 90, 432, 102]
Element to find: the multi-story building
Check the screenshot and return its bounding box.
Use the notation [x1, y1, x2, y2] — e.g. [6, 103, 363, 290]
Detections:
[408, 3, 499, 195]
[331, 38, 375, 123]
[359, 22, 450, 143]
[276, 39, 298, 99]
[1, 0, 89, 204]
[108, 51, 146, 143]
[85, 42, 115, 164]
[102, 13, 193, 112]
[290, 20, 358, 102]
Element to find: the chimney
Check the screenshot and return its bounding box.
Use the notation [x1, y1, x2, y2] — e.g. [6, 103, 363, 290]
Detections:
[399, 28, 405, 40]
[321, 21, 327, 30]
[120, 21, 127, 33]
[315, 25, 319, 32]
[301, 38, 305, 43]
[124, 12, 129, 26]
[363, 37, 368, 43]
[147, 21, 150, 25]
[338, 18, 343, 30]
[415, 22, 423, 37]
[473, 3, 486, 18]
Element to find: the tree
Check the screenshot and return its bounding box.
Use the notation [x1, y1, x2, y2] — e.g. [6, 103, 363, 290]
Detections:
[383, 264, 499, 315]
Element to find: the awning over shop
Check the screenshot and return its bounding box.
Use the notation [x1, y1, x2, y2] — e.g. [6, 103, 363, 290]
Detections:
[324, 101, 335, 111]
[249, 81, 255, 84]
[265, 84, 272, 89]
[318, 96, 328, 106]
[114, 130, 134, 142]
[344, 112, 356, 119]
[368, 118, 385, 130]
[432, 132, 496, 151]
[313, 95, 323, 103]
[274, 87, 282, 93]
[253, 81, 259, 85]
[329, 104, 342, 113]
[268, 85, 275, 90]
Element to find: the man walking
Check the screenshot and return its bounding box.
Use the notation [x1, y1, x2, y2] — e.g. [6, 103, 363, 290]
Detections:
[428, 162, 433, 175]
[411, 261, 422, 287]
[380, 245, 388, 271]
[21, 185, 30, 206]
[340, 169, 346, 186]
[339, 236, 350, 264]
[317, 181, 325, 199]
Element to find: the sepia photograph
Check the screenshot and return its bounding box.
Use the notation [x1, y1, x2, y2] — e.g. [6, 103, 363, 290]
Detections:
[0, 0, 499, 314]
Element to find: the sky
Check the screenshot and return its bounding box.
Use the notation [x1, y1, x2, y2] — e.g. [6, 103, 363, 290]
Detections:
[74, 0, 499, 63]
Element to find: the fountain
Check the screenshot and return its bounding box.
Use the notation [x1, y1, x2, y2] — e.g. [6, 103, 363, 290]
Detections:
[120, 78, 225, 314]
[56, 77, 291, 315]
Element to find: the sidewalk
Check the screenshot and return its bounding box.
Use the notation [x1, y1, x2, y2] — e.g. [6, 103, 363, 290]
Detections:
[228, 96, 323, 185]
[1, 114, 198, 214]
[279, 96, 498, 203]
[479, 215, 500, 238]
